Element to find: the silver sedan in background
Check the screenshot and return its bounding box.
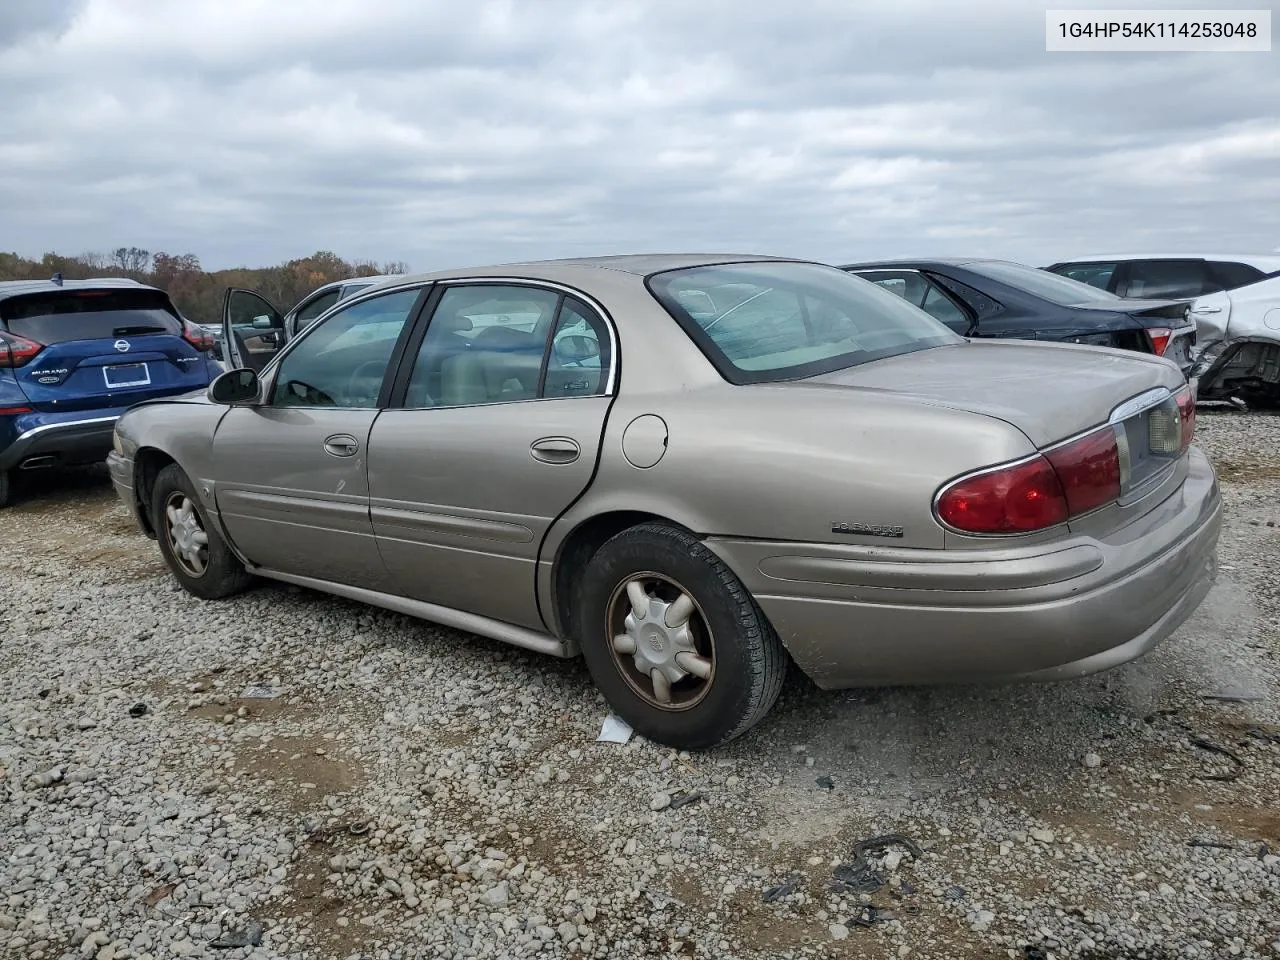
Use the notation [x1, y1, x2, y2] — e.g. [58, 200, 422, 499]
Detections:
[106, 255, 1220, 749]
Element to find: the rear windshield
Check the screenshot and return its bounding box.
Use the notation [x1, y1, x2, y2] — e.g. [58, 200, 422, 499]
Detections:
[963, 260, 1121, 306]
[1, 289, 181, 344]
[647, 261, 961, 384]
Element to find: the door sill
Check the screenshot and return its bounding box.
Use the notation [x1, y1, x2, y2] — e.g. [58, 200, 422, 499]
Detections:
[247, 566, 570, 658]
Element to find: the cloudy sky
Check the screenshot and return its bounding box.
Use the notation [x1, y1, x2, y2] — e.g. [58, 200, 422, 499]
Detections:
[1, 0, 1277, 272]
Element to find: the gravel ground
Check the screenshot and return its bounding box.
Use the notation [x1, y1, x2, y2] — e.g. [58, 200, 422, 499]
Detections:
[2, 408, 1279, 960]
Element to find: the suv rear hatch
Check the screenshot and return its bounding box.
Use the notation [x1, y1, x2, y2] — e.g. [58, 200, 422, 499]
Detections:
[1, 288, 210, 413]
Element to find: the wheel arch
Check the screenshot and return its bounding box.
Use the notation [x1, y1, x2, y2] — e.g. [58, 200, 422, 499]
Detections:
[547, 509, 697, 649]
[132, 446, 178, 538]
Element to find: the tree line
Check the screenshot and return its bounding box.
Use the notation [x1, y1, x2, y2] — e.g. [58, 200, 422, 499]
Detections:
[0, 247, 410, 324]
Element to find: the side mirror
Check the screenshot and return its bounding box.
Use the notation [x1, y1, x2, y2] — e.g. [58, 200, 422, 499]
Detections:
[251, 316, 276, 329]
[555, 334, 600, 363]
[209, 368, 261, 405]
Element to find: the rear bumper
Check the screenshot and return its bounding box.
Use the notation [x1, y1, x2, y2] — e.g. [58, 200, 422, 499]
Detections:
[0, 413, 120, 472]
[706, 448, 1221, 688]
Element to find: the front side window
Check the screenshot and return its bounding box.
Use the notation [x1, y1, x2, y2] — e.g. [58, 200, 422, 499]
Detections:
[270, 288, 421, 408]
[648, 261, 960, 384]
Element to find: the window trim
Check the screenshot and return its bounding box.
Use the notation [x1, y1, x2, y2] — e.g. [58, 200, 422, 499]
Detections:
[255, 281, 434, 411]
[385, 277, 620, 411]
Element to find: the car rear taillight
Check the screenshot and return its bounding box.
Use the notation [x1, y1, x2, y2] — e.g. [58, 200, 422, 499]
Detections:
[938, 426, 1125, 534]
[0, 405, 34, 415]
[1175, 384, 1195, 453]
[0, 332, 43, 368]
[1146, 327, 1173, 356]
[182, 320, 214, 352]
[936, 456, 1069, 534]
[1044, 426, 1122, 517]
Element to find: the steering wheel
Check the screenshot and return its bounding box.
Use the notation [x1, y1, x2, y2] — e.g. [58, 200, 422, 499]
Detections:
[344, 360, 386, 405]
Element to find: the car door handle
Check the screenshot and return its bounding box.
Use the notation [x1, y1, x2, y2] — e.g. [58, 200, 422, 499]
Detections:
[323, 434, 360, 458]
[530, 437, 580, 464]
[1190, 305, 1222, 314]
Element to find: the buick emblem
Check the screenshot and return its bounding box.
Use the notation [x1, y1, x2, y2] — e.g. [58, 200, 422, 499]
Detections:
[114, 339, 130, 353]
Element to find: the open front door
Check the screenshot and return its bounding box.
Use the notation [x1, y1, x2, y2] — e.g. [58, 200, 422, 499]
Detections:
[221, 288, 285, 372]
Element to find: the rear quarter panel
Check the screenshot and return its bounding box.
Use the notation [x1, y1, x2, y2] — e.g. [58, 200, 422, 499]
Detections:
[547, 382, 1038, 552]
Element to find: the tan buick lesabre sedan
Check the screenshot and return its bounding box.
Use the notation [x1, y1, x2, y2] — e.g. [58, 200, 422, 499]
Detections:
[106, 255, 1221, 749]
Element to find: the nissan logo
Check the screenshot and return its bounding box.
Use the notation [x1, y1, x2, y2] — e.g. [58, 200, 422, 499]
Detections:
[113, 340, 130, 353]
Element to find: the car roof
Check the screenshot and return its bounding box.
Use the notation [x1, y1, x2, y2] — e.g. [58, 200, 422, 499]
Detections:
[0, 277, 161, 303]
[840, 257, 1002, 270]
[1050, 253, 1280, 270]
[383, 253, 800, 288]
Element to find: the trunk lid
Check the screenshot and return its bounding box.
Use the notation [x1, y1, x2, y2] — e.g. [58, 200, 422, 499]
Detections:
[807, 339, 1183, 447]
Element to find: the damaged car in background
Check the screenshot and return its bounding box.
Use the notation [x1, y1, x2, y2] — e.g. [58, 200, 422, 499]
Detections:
[1187, 272, 1280, 407]
[842, 258, 1198, 376]
[106, 255, 1219, 750]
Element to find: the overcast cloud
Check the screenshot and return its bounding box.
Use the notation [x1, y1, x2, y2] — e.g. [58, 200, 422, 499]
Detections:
[1, 0, 1277, 271]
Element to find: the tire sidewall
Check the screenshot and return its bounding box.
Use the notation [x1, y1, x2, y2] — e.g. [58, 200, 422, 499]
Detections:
[151, 465, 245, 599]
[577, 525, 772, 750]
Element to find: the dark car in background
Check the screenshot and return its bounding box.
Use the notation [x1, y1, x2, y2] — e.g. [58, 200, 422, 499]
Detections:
[0, 277, 219, 507]
[1044, 254, 1280, 301]
[842, 258, 1197, 375]
[211, 274, 393, 366]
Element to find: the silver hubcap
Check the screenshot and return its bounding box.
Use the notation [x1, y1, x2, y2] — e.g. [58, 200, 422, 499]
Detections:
[608, 573, 714, 710]
[165, 492, 208, 577]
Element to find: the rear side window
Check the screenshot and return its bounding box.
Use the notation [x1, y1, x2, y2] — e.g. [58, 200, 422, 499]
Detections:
[1122, 260, 1206, 299]
[1, 289, 181, 344]
[1206, 261, 1265, 290]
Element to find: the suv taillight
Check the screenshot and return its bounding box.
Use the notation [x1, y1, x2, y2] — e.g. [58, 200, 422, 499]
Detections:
[0, 332, 43, 368]
[182, 320, 214, 352]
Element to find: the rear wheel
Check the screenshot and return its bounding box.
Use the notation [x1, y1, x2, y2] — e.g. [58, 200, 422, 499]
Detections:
[152, 464, 251, 599]
[576, 522, 786, 750]
[0, 469, 9, 509]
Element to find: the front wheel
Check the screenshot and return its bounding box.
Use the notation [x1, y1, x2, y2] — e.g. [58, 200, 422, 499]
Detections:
[576, 523, 787, 750]
[151, 464, 251, 600]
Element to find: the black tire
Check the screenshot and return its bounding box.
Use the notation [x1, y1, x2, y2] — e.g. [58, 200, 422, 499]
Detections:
[576, 522, 787, 750]
[0, 469, 9, 509]
[151, 464, 251, 600]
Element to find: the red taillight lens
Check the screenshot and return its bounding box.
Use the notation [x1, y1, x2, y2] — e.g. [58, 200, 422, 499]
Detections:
[1044, 426, 1122, 517]
[936, 456, 1069, 534]
[1175, 385, 1195, 453]
[939, 427, 1123, 534]
[182, 320, 214, 352]
[1146, 327, 1173, 356]
[0, 405, 34, 415]
[0, 333, 43, 368]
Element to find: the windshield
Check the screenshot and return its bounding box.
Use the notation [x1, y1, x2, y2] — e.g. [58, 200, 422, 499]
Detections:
[963, 260, 1121, 306]
[1, 289, 181, 343]
[647, 261, 961, 383]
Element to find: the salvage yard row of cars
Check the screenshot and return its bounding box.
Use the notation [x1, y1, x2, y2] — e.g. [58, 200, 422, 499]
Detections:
[3, 250, 1277, 749]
